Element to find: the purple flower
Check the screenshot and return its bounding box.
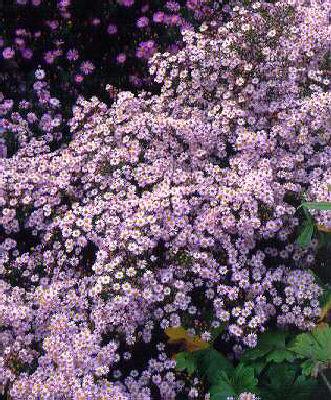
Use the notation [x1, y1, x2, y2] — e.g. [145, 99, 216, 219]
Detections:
[107, 23, 118, 35]
[137, 16, 149, 29]
[136, 40, 156, 59]
[66, 49, 79, 61]
[153, 11, 165, 23]
[116, 53, 127, 64]
[2, 47, 15, 59]
[21, 48, 33, 59]
[80, 61, 95, 75]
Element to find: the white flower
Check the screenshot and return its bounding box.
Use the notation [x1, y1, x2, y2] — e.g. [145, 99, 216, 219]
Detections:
[35, 68, 45, 80]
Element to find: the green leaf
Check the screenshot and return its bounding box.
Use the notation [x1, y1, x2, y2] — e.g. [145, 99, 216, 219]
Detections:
[259, 363, 317, 400]
[241, 330, 287, 362]
[241, 345, 270, 361]
[296, 220, 314, 247]
[266, 349, 296, 363]
[289, 325, 331, 376]
[247, 359, 266, 376]
[266, 363, 297, 387]
[231, 363, 258, 393]
[300, 359, 316, 376]
[301, 202, 331, 211]
[209, 375, 236, 400]
[209, 364, 257, 400]
[260, 372, 317, 400]
[289, 325, 331, 363]
[196, 348, 234, 384]
[175, 352, 197, 375]
[261, 330, 288, 348]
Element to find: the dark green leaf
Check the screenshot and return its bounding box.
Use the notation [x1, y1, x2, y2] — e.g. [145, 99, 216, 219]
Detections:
[296, 221, 314, 247]
[289, 325, 331, 363]
[209, 364, 257, 400]
[266, 349, 296, 363]
[209, 377, 236, 400]
[266, 363, 297, 388]
[241, 330, 287, 362]
[231, 363, 258, 393]
[300, 359, 316, 376]
[260, 370, 318, 400]
[261, 330, 288, 348]
[246, 360, 266, 376]
[241, 345, 270, 362]
[175, 352, 197, 375]
[197, 348, 234, 384]
[301, 202, 331, 211]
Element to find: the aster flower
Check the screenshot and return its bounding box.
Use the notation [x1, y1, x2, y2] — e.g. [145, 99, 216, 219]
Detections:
[2, 47, 15, 59]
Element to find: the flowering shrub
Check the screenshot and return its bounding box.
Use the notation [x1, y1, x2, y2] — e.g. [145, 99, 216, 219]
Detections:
[1, 0, 215, 102]
[1, 0, 331, 399]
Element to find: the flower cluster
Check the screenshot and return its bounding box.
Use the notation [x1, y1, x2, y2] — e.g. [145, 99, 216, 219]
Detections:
[1, 0, 218, 158]
[1, 0, 215, 106]
[0, 71, 67, 157]
[1, 0, 330, 399]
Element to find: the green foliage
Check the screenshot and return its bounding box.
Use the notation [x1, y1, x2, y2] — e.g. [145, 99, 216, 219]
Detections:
[300, 202, 331, 211]
[175, 348, 233, 379]
[240, 330, 322, 399]
[241, 330, 295, 365]
[174, 340, 262, 399]
[196, 348, 234, 384]
[175, 348, 248, 399]
[296, 219, 315, 247]
[175, 352, 198, 375]
[289, 325, 331, 376]
[208, 373, 237, 400]
[259, 364, 318, 400]
[175, 327, 331, 400]
[208, 364, 258, 400]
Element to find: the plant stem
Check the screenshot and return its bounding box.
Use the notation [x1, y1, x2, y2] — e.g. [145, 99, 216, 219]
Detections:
[320, 371, 331, 394]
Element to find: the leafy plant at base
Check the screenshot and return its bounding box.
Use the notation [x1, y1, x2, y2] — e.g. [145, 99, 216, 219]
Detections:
[240, 330, 323, 400]
[241, 330, 296, 371]
[174, 348, 232, 378]
[258, 363, 318, 400]
[208, 363, 258, 400]
[173, 327, 331, 399]
[197, 348, 234, 384]
[289, 325, 331, 378]
[175, 351, 198, 375]
[175, 349, 258, 400]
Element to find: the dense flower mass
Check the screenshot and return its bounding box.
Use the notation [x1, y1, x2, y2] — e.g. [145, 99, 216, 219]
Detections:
[1, 0, 330, 399]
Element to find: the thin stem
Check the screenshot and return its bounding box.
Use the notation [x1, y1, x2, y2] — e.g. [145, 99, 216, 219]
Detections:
[320, 370, 331, 394]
